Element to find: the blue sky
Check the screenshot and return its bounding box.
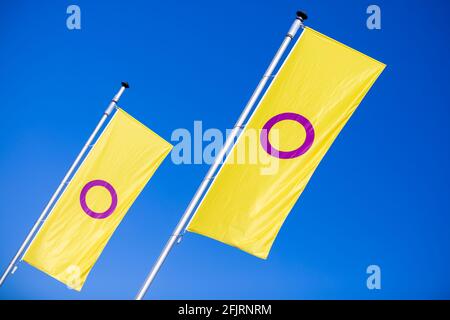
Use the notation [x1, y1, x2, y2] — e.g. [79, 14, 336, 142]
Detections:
[0, 0, 449, 299]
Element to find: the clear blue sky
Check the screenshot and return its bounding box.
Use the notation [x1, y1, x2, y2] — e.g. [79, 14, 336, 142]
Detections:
[1, 0, 449, 299]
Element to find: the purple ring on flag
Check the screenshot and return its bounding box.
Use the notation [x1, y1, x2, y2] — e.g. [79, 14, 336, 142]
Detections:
[260, 112, 315, 159]
[80, 179, 118, 219]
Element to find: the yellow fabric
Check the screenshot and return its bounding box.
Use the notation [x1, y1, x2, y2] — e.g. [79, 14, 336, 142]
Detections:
[187, 27, 386, 259]
[23, 109, 172, 290]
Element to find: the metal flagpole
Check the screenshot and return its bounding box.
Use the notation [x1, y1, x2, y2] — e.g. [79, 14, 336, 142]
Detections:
[135, 11, 308, 300]
[0, 81, 130, 287]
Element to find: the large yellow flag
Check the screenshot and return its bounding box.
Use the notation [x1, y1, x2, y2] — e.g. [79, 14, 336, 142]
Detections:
[187, 27, 386, 259]
[23, 109, 172, 290]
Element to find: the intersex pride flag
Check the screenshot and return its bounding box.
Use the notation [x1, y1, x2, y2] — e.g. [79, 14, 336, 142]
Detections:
[23, 109, 172, 290]
[187, 28, 386, 259]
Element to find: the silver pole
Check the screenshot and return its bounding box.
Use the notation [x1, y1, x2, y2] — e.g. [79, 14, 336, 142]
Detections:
[0, 81, 130, 287]
[135, 12, 307, 300]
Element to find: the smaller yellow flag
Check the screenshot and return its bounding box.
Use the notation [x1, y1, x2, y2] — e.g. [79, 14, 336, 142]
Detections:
[23, 109, 172, 290]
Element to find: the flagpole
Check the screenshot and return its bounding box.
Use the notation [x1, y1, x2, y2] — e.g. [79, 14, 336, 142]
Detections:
[135, 11, 308, 300]
[0, 81, 129, 287]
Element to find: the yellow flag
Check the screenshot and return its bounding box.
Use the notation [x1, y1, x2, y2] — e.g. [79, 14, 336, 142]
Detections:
[23, 109, 172, 290]
[187, 27, 386, 259]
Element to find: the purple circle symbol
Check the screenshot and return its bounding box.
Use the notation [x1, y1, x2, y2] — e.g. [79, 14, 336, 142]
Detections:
[260, 112, 315, 159]
[80, 179, 118, 219]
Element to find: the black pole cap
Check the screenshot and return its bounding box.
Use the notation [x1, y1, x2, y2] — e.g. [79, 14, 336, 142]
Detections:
[296, 11, 308, 21]
[121, 81, 130, 89]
